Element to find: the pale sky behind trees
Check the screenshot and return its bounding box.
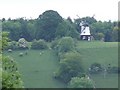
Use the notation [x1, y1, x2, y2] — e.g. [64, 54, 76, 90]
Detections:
[0, 0, 119, 21]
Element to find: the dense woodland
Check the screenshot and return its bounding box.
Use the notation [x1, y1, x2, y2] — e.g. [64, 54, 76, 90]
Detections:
[2, 10, 120, 42]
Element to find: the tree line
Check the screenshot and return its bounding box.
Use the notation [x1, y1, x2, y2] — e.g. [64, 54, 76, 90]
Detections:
[2, 10, 120, 42]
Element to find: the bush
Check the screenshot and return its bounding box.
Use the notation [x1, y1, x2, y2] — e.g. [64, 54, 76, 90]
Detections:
[51, 39, 59, 49]
[54, 51, 84, 83]
[68, 77, 94, 88]
[89, 63, 103, 74]
[7, 41, 19, 50]
[57, 37, 75, 52]
[18, 38, 29, 50]
[31, 39, 48, 50]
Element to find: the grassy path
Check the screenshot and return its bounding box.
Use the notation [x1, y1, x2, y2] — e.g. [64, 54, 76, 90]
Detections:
[6, 50, 66, 88]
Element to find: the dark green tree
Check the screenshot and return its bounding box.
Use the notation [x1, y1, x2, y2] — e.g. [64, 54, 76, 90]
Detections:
[55, 20, 79, 39]
[36, 10, 63, 41]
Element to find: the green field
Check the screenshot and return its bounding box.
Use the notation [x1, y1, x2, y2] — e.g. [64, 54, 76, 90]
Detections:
[5, 50, 66, 88]
[76, 41, 118, 70]
[76, 41, 118, 88]
[4, 41, 118, 88]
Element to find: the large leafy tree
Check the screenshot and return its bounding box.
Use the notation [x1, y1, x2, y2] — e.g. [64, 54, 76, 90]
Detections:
[1, 32, 24, 88]
[36, 10, 63, 41]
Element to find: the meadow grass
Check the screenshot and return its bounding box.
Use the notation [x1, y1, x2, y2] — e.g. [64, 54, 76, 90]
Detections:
[4, 41, 118, 88]
[76, 41, 118, 88]
[76, 41, 118, 70]
[5, 49, 66, 88]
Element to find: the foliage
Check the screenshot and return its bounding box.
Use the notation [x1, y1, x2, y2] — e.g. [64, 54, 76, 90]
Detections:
[36, 10, 63, 41]
[2, 12, 118, 42]
[111, 26, 120, 41]
[27, 20, 37, 40]
[18, 38, 29, 50]
[51, 39, 59, 49]
[89, 63, 103, 74]
[57, 37, 75, 53]
[55, 51, 83, 83]
[95, 33, 105, 40]
[68, 77, 94, 88]
[1, 31, 24, 88]
[7, 41, 19, 50]
[2, 56, 24, 88]
[90, 21, 113, 42]
[55, 20, 79, 39]
[31, 39, 48, 49]
[2, 32, 9, 49]
[2, 18, 32, 41]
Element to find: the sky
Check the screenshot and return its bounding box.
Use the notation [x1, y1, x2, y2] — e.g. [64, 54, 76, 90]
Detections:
[0, 0, 119, 21]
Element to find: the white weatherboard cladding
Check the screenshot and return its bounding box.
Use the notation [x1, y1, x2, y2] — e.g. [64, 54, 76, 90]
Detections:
[80, 26, 91, 35]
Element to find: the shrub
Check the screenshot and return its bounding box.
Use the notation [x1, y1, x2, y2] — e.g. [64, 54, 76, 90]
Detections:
[68, 77, 94, 88]
[51, 39, 59, 49]
[7, 41, 19, 50]
[18, 38, 29, 50]
[89, 63, 103, 74]
[31, 39, 48, 50]
[57, 37, 75, 53]
[54, 51, 84, 83]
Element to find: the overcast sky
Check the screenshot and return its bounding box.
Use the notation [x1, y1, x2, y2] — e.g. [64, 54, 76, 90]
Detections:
[0, 0, 119, 21]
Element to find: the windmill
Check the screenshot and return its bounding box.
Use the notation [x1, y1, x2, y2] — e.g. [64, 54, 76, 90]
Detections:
[76, 15, 91, 41]
[80, 22, 91, 41]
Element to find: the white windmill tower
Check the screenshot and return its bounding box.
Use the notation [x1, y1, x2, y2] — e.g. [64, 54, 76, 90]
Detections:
[80, 21, 91, 41]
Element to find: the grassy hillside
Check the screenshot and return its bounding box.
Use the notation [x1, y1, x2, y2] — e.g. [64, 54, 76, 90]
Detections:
[4, 50, 66, 88]
[76, 41, 118, 88]
[76, 41, 118, 70]
[4, 41, 118, 88]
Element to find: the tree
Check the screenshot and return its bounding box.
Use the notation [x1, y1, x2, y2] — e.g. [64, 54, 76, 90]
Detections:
[104, 31, 112, 42]
[2, 20, 21, 41]
[55, 20, 79, 39]
[81, 16, 97, 25]
[2, 56, 24, 88]
[95, 33, 105, 40]
[36, 10, 63, 41]
[90, 21, 113, 41]
[2, 18, 33, 41]
[68, 77, 94, 88]
[1, 32, 24, 88]
[55, 51, 83, 83]
[27, 20, 37, 40]
[112, 26, 119, 41]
